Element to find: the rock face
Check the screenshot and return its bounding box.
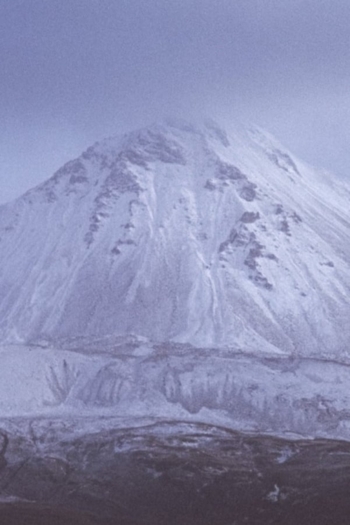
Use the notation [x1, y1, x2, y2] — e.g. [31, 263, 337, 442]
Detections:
[0, 119, 349, 358]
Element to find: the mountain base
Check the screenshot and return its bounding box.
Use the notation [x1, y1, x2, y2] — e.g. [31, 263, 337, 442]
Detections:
[0, 420, 349, 524]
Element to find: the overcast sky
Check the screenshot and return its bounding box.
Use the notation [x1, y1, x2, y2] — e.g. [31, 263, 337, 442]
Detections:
[1, 0, 350, 204]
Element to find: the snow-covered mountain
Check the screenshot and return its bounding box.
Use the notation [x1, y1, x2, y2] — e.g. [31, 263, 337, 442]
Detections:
[2, 120, 350, 519]
[1, 118, 350, 357]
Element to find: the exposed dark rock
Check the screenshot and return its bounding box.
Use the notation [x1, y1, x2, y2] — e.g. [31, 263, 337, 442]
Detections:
[240, 211, 260, 223]
[253, 272, 273, 290]
[273, 206, 300, 235]
[217, 162, 245, 181]
[107, 168, 141, 195]
[204, 179, 217, 191]
[119, 149, 149, 167]
[245, 246, 263, 270]
[45, 190, 57, 203]
[218, 225, 272, 289]
[267, 148, 300, 176]
[205, 120, 231, 147]
[0, 503, 102, 525]
[117, 239, 137, 246]
[83, 166, 141, 247]
[239, 183, 257, 201]
[0, 432, 8, 471]
[291, 211, 303, 223]
[321, 261, 335, 268]
[82, 145, 100, 161]
[124, 130, 186, 166]
[1, 422, 350, 525]
[69, 174, 88, 184]
[280, 219, 291, 236]
[56, 160, 87, 179]
[218, 228, 238, 253]
[275, 204, 284, 215]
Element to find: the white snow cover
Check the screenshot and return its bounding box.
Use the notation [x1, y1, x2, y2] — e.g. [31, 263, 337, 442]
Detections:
[0, 118, 350, 439]
[1, 118, 349, 355]
[1, 340, 350, 441]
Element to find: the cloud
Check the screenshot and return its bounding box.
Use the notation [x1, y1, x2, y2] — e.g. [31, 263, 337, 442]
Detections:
[1, 0, 350, 202]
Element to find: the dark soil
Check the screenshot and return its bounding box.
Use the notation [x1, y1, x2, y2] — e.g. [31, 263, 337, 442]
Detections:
[1, 422, 350, 524]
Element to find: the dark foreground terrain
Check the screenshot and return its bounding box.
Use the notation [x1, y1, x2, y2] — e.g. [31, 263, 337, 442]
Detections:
[0, 421, 350, 524]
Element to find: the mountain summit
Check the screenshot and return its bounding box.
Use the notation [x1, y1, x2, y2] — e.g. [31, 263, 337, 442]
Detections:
[1, 118, 350, 357]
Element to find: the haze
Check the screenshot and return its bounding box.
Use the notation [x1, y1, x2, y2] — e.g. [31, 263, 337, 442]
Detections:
[1, 0, 350, 204]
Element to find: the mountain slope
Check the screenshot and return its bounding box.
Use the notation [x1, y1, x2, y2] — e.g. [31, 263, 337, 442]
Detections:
[0, 118, 350, 357]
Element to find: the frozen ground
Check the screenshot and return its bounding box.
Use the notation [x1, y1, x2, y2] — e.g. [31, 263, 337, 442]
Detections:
[1, 339, 350, 441]
[1, 418, 350, 524]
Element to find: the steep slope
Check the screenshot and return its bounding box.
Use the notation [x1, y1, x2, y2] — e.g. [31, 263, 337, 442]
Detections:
[0, 118, 350, 358]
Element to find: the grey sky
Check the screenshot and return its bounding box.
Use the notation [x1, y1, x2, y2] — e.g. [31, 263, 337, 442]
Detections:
[1, 0, 350, 204]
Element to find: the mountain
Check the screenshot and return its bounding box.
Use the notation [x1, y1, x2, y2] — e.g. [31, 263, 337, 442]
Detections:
[0, 118, 350, 358]
[1, 118, 350, 441]
[1, 119, 350, 521]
